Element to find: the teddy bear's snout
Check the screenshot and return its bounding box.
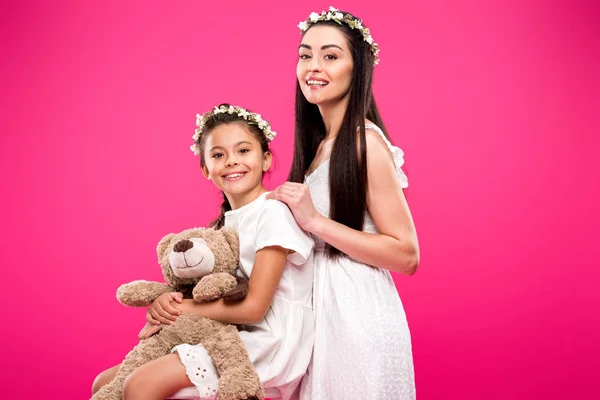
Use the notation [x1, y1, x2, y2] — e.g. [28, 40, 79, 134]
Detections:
[173, 239, 194, 253]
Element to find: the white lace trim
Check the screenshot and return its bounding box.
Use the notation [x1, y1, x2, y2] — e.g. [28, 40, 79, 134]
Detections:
[172, 344, 219, 399]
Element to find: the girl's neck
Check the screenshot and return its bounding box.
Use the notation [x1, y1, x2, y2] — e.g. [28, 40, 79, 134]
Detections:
[318, 95, 349, 139]
[227, 185, 268, 210]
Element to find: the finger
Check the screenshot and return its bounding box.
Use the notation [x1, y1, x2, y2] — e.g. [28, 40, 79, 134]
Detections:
[169, 292, 183, 304]
[272, 192, 297, 207]
[138, 327, 148, 340]
[146, 310, 161, 325]
[162, 299, 181, 317]
[266, 190, 281, 201]
[281, 182, 305, 190]
[279, 186, 299, 197]
[266, 187, 281, 199]
[158, 300, 180, 321]
[155, 303, 178, 323]
[267, 191, 291, 205]
[149, 307, 173, 325]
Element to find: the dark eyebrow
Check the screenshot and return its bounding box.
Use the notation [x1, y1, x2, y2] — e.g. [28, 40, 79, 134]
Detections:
[299, 44, 344, 51]
[209, 141, 252, 152]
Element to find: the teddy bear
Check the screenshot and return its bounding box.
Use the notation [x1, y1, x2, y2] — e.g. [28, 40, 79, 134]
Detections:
[92, 227, 264, 400]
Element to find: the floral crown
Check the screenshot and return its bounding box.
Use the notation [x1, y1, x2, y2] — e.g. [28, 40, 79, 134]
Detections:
[297, 6, 380, 65]
[191, 104, 277, 156]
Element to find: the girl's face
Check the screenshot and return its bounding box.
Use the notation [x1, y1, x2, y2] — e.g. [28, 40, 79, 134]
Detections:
[297, 25, 354, 106]
[201, 123, 271, 208]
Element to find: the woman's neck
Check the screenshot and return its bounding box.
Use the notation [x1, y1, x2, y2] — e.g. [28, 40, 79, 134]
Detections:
[226, 185, 267, 210]
[318, 95, 349, 139]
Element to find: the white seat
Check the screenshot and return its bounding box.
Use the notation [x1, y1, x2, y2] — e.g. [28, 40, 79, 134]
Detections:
[166, 386, 281, 399]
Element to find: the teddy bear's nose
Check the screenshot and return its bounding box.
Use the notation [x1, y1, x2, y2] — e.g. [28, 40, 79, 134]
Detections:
[173, 239, 194, 253]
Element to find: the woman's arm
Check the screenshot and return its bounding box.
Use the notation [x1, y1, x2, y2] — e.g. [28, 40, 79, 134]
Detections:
[146, 246, 288, 326]
[267, 131, 419, 275]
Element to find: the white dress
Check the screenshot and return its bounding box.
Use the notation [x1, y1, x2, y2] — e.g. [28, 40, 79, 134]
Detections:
[299, 124, 416, 400]
[173, 193, 315, 400]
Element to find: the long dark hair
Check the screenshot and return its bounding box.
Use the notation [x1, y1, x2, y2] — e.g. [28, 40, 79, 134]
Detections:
[196, 103, 271, 229]
[288, 15, 392, 258]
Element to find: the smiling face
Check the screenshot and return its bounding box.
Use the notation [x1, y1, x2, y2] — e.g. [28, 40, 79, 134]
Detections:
[297, 25, 354, 106]
[201, 122, 272, 209]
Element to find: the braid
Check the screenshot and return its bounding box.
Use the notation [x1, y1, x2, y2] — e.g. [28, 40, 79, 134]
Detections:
[209, 191, 232, 229]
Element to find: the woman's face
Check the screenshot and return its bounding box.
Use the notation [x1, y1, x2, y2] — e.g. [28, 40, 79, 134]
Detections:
[297, 25, 354, 106]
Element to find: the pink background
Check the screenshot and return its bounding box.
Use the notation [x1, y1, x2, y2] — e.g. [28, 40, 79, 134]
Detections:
[2, 0, 599, 399]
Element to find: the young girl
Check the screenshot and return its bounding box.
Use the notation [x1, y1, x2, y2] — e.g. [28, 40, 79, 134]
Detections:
[267, 7, 419, 400]
[93, 104, 314, 400]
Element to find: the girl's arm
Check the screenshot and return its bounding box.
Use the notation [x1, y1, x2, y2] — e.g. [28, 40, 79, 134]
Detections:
[146, 245, 288, 326]
[267, 131, 419, 275]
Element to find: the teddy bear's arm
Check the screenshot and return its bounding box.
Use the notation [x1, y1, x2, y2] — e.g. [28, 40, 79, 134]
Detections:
[192, 273, 238, 302]
[116, 280, 175, 307]
[222, 275, 249, 302]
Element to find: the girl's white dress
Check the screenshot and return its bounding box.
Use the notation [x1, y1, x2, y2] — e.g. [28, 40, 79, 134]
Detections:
[300, 124, 416, 400]
[173, 193, 314, 400]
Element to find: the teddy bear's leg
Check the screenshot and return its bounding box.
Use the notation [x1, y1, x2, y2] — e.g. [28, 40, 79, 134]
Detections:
[175, 314, 264, 400]
[91, 325, 189, 400]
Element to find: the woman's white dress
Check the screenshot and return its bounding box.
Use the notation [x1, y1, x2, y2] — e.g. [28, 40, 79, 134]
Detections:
[299, 124, 416, 400]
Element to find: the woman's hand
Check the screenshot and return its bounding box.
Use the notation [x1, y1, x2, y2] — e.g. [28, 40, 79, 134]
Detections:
[146, 292, 183, 326]
[266, 182, 323, 233]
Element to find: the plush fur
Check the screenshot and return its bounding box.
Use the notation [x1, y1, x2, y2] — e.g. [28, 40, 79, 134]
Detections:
[92, 227, 263, 400]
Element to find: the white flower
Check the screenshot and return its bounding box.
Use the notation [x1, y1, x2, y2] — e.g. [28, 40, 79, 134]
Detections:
[299, 8, 379, 65]
[191, 106, 278, 156]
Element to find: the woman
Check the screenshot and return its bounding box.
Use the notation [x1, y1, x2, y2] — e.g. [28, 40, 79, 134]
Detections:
[267, 7, 419, 399]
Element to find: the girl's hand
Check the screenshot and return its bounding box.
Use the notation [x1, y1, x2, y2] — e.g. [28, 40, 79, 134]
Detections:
[138, 321, 162, 340]
[266, 182, 322, 232]
[146, 292, 183, 326]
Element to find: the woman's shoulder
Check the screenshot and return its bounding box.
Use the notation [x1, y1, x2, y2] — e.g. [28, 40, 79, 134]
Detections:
[363, 123, 395, 159]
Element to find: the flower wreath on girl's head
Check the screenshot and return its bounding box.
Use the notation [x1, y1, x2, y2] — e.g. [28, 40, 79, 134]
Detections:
[191, 104, 277, 156]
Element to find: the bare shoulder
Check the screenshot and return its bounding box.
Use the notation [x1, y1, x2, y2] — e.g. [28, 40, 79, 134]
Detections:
[364, 126, 393, 162]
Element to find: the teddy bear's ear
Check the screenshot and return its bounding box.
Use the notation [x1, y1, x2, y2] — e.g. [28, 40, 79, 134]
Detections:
[220, 228, 239, 254]
[156, 233, 176, 259]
